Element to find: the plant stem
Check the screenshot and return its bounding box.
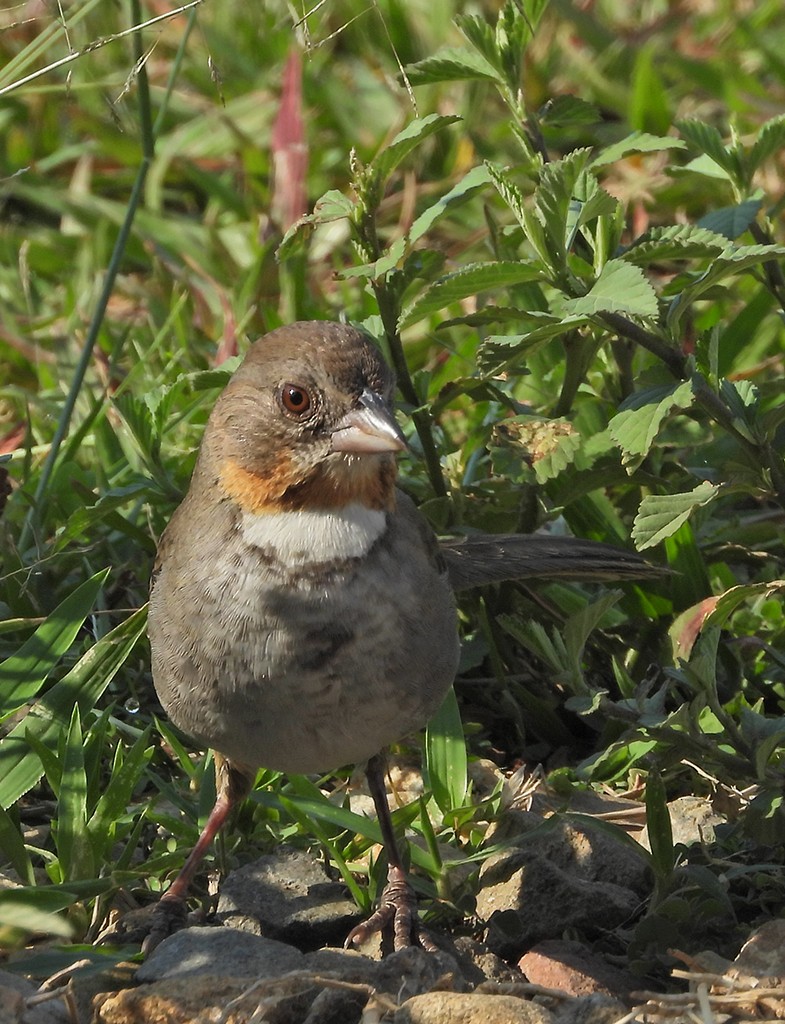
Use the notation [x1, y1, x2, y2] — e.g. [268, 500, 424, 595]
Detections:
[373, 283, 448, 498]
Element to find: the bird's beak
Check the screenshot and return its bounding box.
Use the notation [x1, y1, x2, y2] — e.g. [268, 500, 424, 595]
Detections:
[330, 388, 407, 454]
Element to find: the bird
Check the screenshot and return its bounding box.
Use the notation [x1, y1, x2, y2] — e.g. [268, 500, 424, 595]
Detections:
[145, 320, 659, 954]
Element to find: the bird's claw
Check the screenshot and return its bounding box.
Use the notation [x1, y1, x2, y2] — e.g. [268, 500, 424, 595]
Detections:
[344, 865, 436, 953]
[141, 894, 189, 956]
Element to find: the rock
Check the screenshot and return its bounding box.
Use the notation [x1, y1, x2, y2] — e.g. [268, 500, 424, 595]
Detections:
[477, 811, 646, 957]
[451, 936, 525, 987]
[0, 971, 69, 1024]
[734, 918, 785, 978]
[98, 930, 475, 1024]
[216, 847, 361, 949]
[394, 991, 554, 1023]
[0, 984, 24, 1024]
[520, 940, 638, 1000]
[552, 994, 629, 1024]
[638, 795, 725, 852]
[136, 926, 304, 982]
[94, 973, 314, 1024]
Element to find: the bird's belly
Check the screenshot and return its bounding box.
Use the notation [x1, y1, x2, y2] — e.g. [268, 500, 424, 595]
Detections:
[150, 546, 458, 774]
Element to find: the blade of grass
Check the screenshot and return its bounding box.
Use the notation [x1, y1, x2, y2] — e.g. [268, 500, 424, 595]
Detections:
[19, 1, 198, 551]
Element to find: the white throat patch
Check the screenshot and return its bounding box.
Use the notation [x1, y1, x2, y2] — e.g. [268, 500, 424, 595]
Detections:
[241, 504, 387, 567]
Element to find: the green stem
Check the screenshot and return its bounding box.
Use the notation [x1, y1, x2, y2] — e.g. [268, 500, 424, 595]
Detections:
[373, 283, 448, 499]
[599, 311, 785, 509]
[19, 4, 198, 553]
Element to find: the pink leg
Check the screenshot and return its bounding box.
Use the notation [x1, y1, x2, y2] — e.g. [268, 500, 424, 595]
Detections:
[344, 753, 436, 952]
[142, 754, 253, 955]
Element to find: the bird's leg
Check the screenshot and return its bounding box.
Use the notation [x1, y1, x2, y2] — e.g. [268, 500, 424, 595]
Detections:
[142, 753, 253, 955]
[344, 753, 436, 952]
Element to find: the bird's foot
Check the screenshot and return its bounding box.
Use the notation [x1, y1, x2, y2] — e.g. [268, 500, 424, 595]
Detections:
[140, 893, 190, 956]
[344, 865, 436, 953]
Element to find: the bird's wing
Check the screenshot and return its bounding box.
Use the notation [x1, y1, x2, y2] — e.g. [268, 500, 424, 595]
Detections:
[440, 533, 666, 591]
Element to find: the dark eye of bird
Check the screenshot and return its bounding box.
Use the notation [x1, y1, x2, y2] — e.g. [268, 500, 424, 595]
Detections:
[280, 383, 312, 416]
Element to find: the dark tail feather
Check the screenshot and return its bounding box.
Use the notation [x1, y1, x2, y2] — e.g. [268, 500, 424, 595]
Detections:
[440, 534, 667, 591]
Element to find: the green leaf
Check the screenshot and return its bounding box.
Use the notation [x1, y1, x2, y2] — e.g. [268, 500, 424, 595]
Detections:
[477, 313, 590, 370]
[53, 485, 152, 552]
[609, 380, 695, 470]
[590, 131, 685, 169]
[621, 224, 727, 265]
[540, 95, 600, 128]
[645, 769, 675, 882]
[0, 606, 148, 810]
[399, 261, 546, 330]
[676, 119, 741, 181]
[0, 805, 34, 884]
[632, 482, 719, 551]
[534, 150, 593, 270]
[343, 165, 491, 280]
[563, 590, 623, 675]
[629, 45, 670, 135]
[373, 114, 462, 185]
[455, 12, 504, 78]
[0, 569, 109, 723]
[0, 893, 73, 942]
[557, 259, 659, 318]
[668, 242, 785, 328]
[87, 728, 154, 857]
[263, 791, 434, 873]
[748, 113, 785, 174]
[404, 47, 503, 87]
[424, 687, 468, 816]
[697, 198, 762, 240]
[57, 706, 93, 882]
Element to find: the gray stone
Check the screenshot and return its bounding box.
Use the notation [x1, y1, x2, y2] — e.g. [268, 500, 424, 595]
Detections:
[0, 971, 69, 1024]
[477, 811, 648, 957]
[216, 847, 361, 949]
[136, 925, 304, 982]
[395, 991, 554, 1023]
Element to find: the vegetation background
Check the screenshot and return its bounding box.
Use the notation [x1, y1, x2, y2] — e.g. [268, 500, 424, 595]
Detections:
[1, 0, 784, 987]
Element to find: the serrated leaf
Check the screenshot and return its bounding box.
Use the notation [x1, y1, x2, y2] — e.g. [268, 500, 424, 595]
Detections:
[534, 150, 593, 269]
[477, 314, 590, 370]
[557, 259, 658, 318]
[697, 198, 762, 240]
[621, 224, 727, 265]
[590, 131, 685, 169]
[373, 114, 462, 184]
[343, 165, 491, 281]
[404, 47, 502, 87]
[632, 481, 719, 550]
[668, 242, 785, 328]
[609, 380, 695, 470]
[748, 114, 785, 173]
[485, 162, 528, 230]
[437, 305, 529, 329]
[399, 261, 546, 330]
[541, 95, 600, 128]
[677, 119, 742, 181]
[0, 570, 109, 722]
[455, 12, 504, 76]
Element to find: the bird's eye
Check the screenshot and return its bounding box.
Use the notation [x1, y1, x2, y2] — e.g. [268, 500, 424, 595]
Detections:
[280, 383, 312, 416]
